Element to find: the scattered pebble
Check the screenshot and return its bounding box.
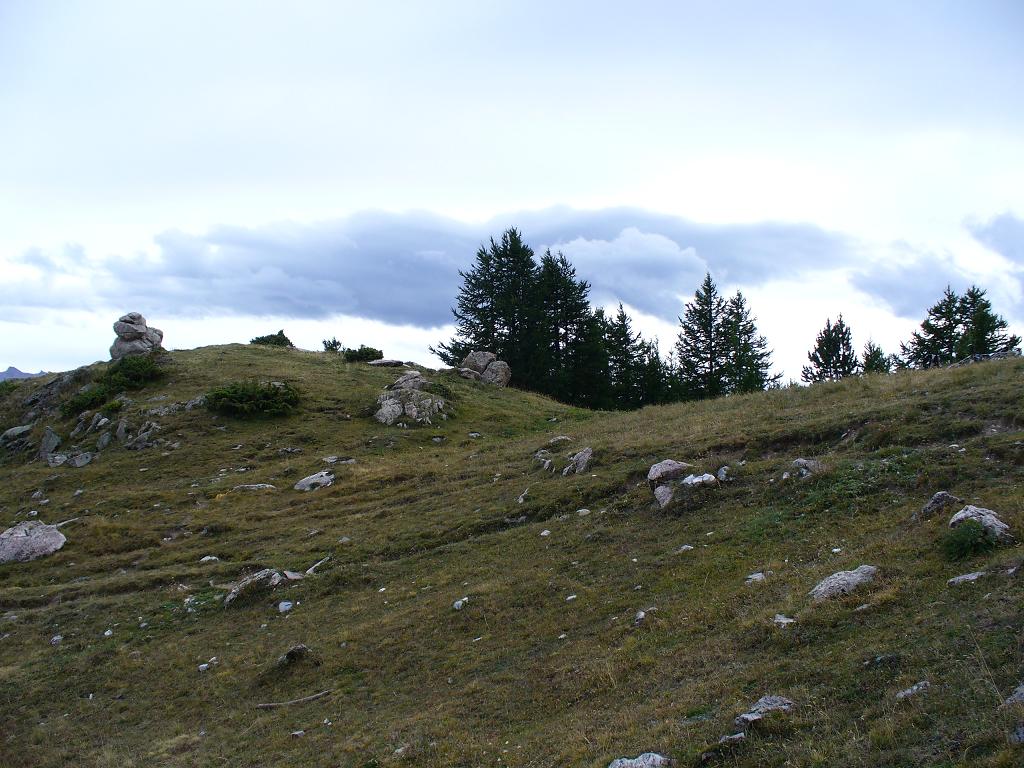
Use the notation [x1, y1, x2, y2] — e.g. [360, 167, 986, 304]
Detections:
[453, 597, 468, 611]
[50, 634, 63, 645]
[103, 629, 113, 637]
[773, 614, 796, 627]
[540, 529, 551, 537]
[895, 680, 930, 700]
[278, 601, 293, 613]
[565, 594, 577, 602]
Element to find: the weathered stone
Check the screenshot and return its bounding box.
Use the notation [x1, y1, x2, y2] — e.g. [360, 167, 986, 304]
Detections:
[390, 370, 429, 391]
[458, 367, 481, 380]
[366, 359, 404, 367]
[735, 695, 794, 728]
[480, 360, 511, 387]
[895, 681, 930, 700]
[461, 351, 496, 374]
[96, 431, 111, 451]
[46, 453, 69, 467]
[374, 388, 446, 426]
[562, 447, 593, 476]
[918, 491, 961, 520]
[0, 521, 66, 564]
[234, 483, 277, 492]
[647, 459, 692, 489]
[38, 427, 61, 457]
[110, 312, 163, 360]
[293, 471, 334, 492]
[607, 754, 675, 768]
[949, 505, 1012, 542]
[792, 457, 824, 476]
[115, 419, 130, 443]
[809, 565, 878, 601]
[653, 485, 674, 508]
[1, 424, 33, 443]
[223, 568, 284, 606]
[681, 473, 718, 488]
[716, 466, 730, 482]
[68, 452, 93, 468]
[947, 571, 987, 586]
[1004, 682, 1024, 706]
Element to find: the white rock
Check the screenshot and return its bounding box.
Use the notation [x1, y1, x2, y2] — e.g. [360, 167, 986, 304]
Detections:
[735, 695, 794, 727]
[293, 471, 334, 492]
[199, 555, 219, 563]
[809, 565, 878, 601]
[792, 457, 824, 475]
[540, 529, 551, 537]
[681, 473, 718, 488]
[50, 634, 63, 645]
[562, 447, 593, 476]
[653, 485, 674, 509]
[566, 594, 577, 602]
[223, 569, 284, 607]
[675, 544, 694, 553]
[103, 629, 113, 637]
[745, 571, 767, 584]
[1003, 682, 1024, 706]
[453, 597, 469, 611]
[233, 483, 277, 492]
[948, 505, 1012, 542]
[278, 601, 293, 613]
[773, 614, 796, 627]
[607, 753, 675, 768]
[895, 680, 930, 700]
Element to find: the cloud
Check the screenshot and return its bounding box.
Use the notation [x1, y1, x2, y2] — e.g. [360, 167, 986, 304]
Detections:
[1, 206, 877, 328]
[967, 212, 1024, 265]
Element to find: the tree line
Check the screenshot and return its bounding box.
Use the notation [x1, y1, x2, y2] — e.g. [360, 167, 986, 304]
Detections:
[434, 228, 1020, 409]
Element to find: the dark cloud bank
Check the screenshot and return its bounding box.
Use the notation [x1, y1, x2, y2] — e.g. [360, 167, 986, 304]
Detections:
[9, 207, 1022, 327]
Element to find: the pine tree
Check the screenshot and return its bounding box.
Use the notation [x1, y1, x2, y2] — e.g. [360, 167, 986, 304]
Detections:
[801, 315, 859, 382]
[861, 340, 892, 374]
[955, 286, 1021, 360]
[675, 273, 727, 399]
[565, 309, 612, 409]
[432, 228, 540, 386]
[534, 250, 593, 401]
[899, 286, 963, 368]
[605, 303, 645, 408]
[637, 338, 671, 405]
[720, 291, 780, 393]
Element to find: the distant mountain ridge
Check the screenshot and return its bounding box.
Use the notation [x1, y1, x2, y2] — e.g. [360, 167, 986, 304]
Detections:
[0, 366, 46, 381]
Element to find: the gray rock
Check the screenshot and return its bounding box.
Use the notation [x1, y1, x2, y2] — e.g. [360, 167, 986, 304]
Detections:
[38, 427, 61, 457]
[277, 644, 315, 667]
[0, 521, 67, 563]
[949, 505, 1012, 542]
[607, 754, 675, 768]
[458, 367, 481, 380]
[461, 351, 496, 374]
[918, 491, 962, 520]
[68, 452, 93, 468]
[1003, 683, 1024, 706]
[716, 466, 730, 482]
[735, 695, 794, 728]
[895, 681, 930, 700]
[374, 388, 446, 426]
[549, 435, 573, 445]
[480, 360, 511, 387]
[1009, 722, 1024, 744]
[46, 453, 69, 468]
[96, 431, 111, 451]
[562, 447, 593, 476]
[223, 568, 284, 606]
[718, 733, 745, 745]
[115, 419, 130, 443]
[809, 565, 878, 601]
[773, 614, 796, 626]
[947, 571, 987, 586]
[390, 370, 430, 391]
[1, 424, 33, 443]
[234, 483, 277, 491]
[294, 471, 334, 492]
[792, 457, 824, 474]
[647, 459, 692, 489]
[653, 485, 674, 508]
[366, 359, 405, 367]
[110, 312, 163, 360]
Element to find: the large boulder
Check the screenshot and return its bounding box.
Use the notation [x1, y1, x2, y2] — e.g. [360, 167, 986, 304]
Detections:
[647, 459, 692, 490]
[460, 350, 512, 387]
[374, 370, 447, 426]
[110, 312, 163, 360]
[562, 447, 593, 476]
[461, 351, 496, 374]
[809, 564, 878, 601]
[948, 505, 1012, 542]
[0, 521, 66, 564]
[294, 470, 334, 492]
[480, 360, 512, 387]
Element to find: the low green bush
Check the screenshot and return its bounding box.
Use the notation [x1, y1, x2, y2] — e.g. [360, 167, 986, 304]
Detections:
[250, 330, 294, 347]
[0, 380, 20, 398]
[205, 380, 300, 418]
[322, 337, 342, 353]
[941, 519, 996, 560]
[61, 355, 165, 417]
[343, 345, 384, 362]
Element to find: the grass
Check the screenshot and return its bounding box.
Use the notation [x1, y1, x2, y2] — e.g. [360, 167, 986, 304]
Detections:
[0, 345, 1022, 767]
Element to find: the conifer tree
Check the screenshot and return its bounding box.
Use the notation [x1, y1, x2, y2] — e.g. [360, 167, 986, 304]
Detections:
[861, 340, 893, 374]
[565, 309, 612, 409]
[675, 273, 727, 399]
[637, 338, 671, 405]
[801, 315, 859, 382]
[720, 291, 780, 393]
[605, 303, 644, 408]
[955, 286, 1021, 360]
[899, 286, 963, 368]
[534, 250, 593, 401]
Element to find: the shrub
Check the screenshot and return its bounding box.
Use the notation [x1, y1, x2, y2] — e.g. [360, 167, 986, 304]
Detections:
[0, 380, 20, 398]
[61, 354, 165, 417]
[343, 345, 384, 362]
[941, 520, 996, 560]
[205, 380, 300, 418]
[322, 337, 343, 353]
[251, 330, 294, 348]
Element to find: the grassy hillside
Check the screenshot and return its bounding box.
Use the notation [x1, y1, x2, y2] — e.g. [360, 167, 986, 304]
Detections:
[1, 345, 1022, 767]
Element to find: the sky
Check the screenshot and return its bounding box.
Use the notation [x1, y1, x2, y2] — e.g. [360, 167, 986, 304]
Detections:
[1, 0, 1023, 379]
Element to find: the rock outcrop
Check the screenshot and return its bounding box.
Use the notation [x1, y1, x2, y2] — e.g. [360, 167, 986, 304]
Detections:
[0, 521, 67, 564]
[647, 459, 692, 490]
[374, 370, 447, 427]
[918, 491, 961, 520]
[223, 568, 284, 606]
[809, 564, 878, 601]
[110, 312, 163, 360]
[294, 471, 334, 492]
[562, 447, 593, 476]
[735, 695, 794, 727]
[607, 754, 675, 768]
[460, 351, 511, 387]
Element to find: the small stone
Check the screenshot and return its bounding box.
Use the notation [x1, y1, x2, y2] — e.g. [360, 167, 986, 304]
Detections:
[718, 733, 745, 745]
[948, 571, 987, 586]
[716, 466, 730, 482]
[468, 432, 481, 439]
[233, 483, 277, 492]
[895, 681, 930, 700]
[566, 594, 577, 602]
[453, 597, 469, 611]
[745, 571, 767, 584]
[199, 555, 219, 563]
[773, 614, 795, 627]
[290, 730, 305, 738]
[50, 634, 63, 645]
[653, 485, 674, 509]
[918, 491, 962, 520]
[735, 695, 794, 728]
[278, 601, 293, 613]
[576, 508, 591, 517]
[675, 544, 694, 553]
[223, 569, 284, 607]
[103, 629, 113, 637]
[681, 473, 718, 488]
[647, 459, 692, 489]
[198, 663, 210, 672]
[809, 565, 878, 601]
[792, 457, 824, 475]
[277, 644, 314, 667]
[607, 753, 675, 768]
[540, 529, 551, 537]
[293, 471, 334, 492]
[562, 447, 593, 476]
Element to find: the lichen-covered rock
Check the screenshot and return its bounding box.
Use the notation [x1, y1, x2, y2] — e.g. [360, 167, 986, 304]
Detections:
[110, 312, 163, 360]
[0, 521, 66, 564]
[375, 388, 446, 426]
[38, 426, 61, 457]
[458, 367, 481, 381]
[948, 505, 1012, 542]
[461, 351, 496, 374]
[607, 753, 675, 768]
[367, 359, 404, 367]
[792, 457, 824, 476]
[223, 568, 284, 606]
[809, 565, 878, 601]
[647, 460, 692, 490]
[294, 471, 334, 491]
[653, 485, 674, 508]
[947, 571, 986, 586]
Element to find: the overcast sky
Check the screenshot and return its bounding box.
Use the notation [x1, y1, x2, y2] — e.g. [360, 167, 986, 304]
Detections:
[1, 1, 1022, 379]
